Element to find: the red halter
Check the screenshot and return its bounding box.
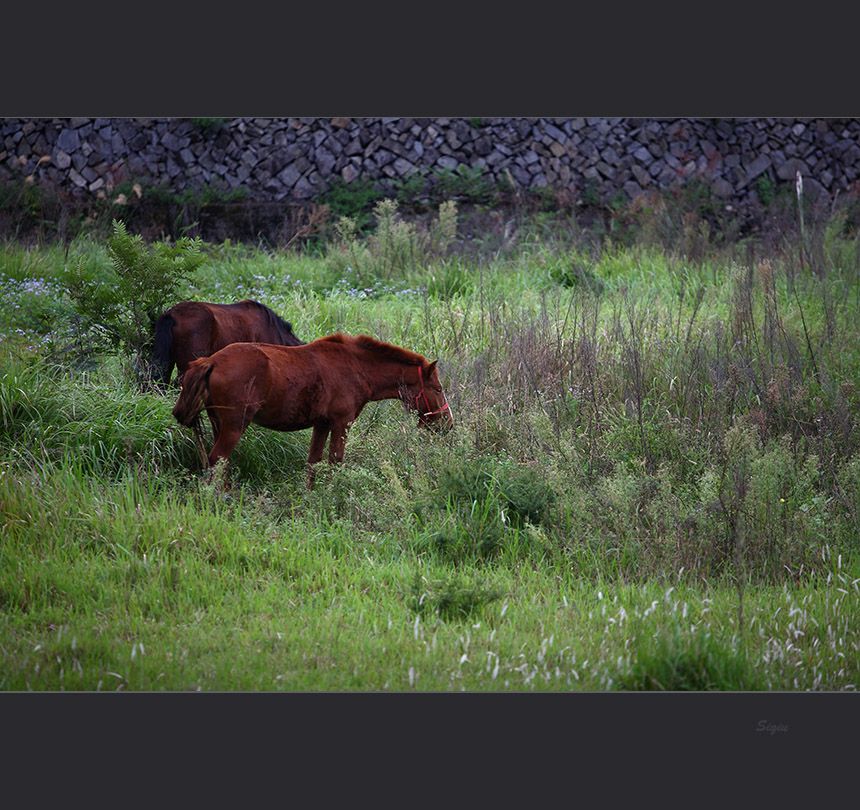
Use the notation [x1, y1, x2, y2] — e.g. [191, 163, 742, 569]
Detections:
[415, 365, 450, 422]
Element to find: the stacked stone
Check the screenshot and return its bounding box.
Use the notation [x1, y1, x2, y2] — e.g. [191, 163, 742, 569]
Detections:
[2, 117, 859, 210]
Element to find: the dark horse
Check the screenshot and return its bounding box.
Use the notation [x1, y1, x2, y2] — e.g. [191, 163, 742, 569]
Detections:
[171, 334, 453, 487]
[151, 299, 304, 385]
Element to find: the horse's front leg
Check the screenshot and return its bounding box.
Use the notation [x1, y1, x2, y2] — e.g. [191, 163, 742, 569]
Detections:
[328, 419, 352, 464]
[306, 422, 330, 489]
[204, 407, 253, 491]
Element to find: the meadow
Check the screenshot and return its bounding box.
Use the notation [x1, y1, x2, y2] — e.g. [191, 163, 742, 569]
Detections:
[2, 192, 860, 691]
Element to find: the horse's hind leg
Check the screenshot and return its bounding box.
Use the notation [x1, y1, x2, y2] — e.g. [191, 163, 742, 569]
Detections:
[199, 407, 253, 489]
[208, 429, 244, 466]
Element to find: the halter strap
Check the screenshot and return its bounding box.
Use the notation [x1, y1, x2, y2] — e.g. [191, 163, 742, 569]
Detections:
[415, 365, 450, 420]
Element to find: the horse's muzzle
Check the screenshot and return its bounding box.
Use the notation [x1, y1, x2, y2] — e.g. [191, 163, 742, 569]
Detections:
[419, 404, 454, 433]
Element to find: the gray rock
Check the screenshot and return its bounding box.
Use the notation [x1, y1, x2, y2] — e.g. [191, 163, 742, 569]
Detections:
[842, 143, 860, 164]
[624, 180, 642, 199]
[632, 165, 650, 186]
[633, 146, 651, 163]
[161, 132, 182, 151]
[543, 123, 565, 142]
[277, 162, 303, 188]
[744, 154, 771, 181]
[803, 176, 827, 202]
[57, 129, 80, 153]
[712, 177, 733, 197]
[317, 147, 337, 177]
[343, 138, 362, 157]
[508, 163, 531, 187]
[596, 161, 615, 180]
[293, 176, 315, 199]
[393, 157, 415, 175]
[776, 157, 808, 181]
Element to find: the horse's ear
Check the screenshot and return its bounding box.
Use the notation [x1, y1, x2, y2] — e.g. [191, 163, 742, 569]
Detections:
[426, 360, 437, 375]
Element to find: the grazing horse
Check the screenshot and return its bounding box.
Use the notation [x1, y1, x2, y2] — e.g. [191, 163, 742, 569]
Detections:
[171, 334, 453, 487]
[151, 299, 304, 385]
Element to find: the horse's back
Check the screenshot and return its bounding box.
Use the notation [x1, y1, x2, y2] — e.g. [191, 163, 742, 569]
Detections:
[165, 301, 273, 370]
[204, 342, 274, 398]
[212, 340, 315, 382]
[211, 301, 300, 347]
[206, 342, 325, 430]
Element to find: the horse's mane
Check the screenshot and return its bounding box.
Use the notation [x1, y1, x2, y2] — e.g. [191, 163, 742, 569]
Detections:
[241, 299, 296, 342]
[319, 333, 425, 366]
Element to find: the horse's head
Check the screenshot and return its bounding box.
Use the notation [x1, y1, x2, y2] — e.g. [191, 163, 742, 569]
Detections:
[407, 361, 454, 432]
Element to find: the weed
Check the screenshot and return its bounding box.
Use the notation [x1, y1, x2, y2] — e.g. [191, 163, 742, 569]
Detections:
[62, 220, 205, 381]
[190, 118, 229, 135]
[408, 571, 505, 621]
[613, 631, 765, 691]
[430, 165, 497, 205]
[319, 176, 385, 232]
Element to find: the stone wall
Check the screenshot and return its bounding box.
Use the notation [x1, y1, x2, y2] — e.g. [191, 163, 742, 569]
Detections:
[2, 117, 859, 210]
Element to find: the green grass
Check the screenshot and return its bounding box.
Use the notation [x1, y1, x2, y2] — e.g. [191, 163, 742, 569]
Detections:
[2, 204, 860, 690]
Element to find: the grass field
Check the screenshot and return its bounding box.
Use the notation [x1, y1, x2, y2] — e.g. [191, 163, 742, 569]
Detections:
[2, 197, 860, 690]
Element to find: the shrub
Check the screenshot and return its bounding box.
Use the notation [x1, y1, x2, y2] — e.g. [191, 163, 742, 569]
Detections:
[412, 456, 557, 565]
[408, 571, 505, 621]
[324, 198, 459, 286]
[63, 220, 205, 380]
[612, 631, 765, 691]
[319, 176, 385, 232]
[430, 165, 497, 205]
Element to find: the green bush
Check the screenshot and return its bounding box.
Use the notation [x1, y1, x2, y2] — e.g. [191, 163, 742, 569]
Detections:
[63, 220, 205, 380]
[612, 631, 765, 691]
[411, 456, 557, 565]
[319, 176, 385, 232]
[324, 198, 459, 285]
[431, 165, 497, 205]
[408, 571, 505, 621]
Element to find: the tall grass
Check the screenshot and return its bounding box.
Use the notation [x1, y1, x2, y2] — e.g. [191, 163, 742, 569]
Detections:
[2, 201, 860, 690]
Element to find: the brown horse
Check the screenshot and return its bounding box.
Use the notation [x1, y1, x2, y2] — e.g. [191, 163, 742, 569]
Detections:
[171, 334, 454, 486]
[151, 299, 304, 385]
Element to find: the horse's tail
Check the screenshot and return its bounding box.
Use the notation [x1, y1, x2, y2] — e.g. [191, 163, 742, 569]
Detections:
[152, 312, 177, 385]
[172, 357, 214, 429]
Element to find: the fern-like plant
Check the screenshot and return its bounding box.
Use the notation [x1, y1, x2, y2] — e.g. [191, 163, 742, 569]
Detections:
[64, 219, 205, 381]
